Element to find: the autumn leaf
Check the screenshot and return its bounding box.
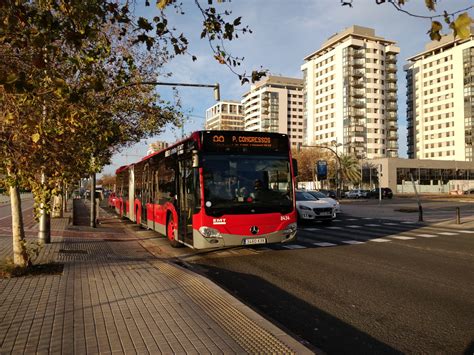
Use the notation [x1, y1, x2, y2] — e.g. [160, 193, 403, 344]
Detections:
[429, 21, 443, 41]
[31, 133, 40, 143]
[424, 0, 436, 11]
[156, 0, 171, 10]
[214, 54, 226, 64]
[450, 13, 472, 39]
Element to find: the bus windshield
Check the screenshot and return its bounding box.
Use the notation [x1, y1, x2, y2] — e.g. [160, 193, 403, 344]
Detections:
[202, 154, 293, 216]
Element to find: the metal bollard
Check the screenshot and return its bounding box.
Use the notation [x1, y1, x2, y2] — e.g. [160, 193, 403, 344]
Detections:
[456, 207, 461, 224]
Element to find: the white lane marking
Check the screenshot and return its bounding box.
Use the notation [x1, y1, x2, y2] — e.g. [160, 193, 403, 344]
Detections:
[342, 240, 365, 245]
[391, 236, 415, 240]
[313, 242, 337, 247]
[333, 219, 342, 222]
[402, 221, 416, 224]
[348, 225, 362, 228]
[416, 234, 438, 238]
[304, 228, 320, 231]
[283, 245, 307, 249]
[363, 218, 374, 220]
[457, 230, 473, 234]
[370, 238, 391, 243]
[383, 223, 398, 226]
[347, 218, 358, 221]
[327, 226, 342, 230]
[437, 232, 458, 236]
[365, 224, 381, 227]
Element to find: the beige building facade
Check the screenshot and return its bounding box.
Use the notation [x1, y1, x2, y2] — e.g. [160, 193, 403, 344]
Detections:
[369, 158, 474, 194]
[147, 141, 169, 155]
[205, 101, 244, 131]
[241, 76, 304, 148]
[301, 25, 400, 159]
[405, 33, 474, 161]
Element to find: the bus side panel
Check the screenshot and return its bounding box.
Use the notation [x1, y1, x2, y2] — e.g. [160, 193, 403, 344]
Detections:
[124, 200, 130, 219]
[146, 203, 154, 230]
[115, 197, 122, 216]
[134, 199, 141, 225]
[153, 203, 167, 236]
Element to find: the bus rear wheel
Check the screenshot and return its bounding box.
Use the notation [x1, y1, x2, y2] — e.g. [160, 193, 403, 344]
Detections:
[167, 214, 182, 248]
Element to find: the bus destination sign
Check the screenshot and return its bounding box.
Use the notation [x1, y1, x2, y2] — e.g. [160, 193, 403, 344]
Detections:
[202, 131, 287, 152]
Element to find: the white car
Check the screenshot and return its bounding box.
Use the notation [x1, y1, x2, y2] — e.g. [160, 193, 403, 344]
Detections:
[306, 190, 341, 214]
[296, 191, 336, 223]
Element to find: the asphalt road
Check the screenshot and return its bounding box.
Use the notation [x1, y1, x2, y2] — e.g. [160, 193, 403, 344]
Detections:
[182, 204, 474, 354]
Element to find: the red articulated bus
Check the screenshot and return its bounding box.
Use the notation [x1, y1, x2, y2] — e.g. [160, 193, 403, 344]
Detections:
[113, 130, 298, 249]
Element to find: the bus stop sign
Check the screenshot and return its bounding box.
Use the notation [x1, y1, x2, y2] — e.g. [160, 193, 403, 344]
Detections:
[316, 160, 327, 180]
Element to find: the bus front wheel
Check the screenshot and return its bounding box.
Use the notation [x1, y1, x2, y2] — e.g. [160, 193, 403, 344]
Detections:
[167, 214, 182, 248]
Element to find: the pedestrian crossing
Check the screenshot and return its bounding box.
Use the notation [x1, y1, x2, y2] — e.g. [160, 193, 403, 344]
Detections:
[245, 217, 473, 253]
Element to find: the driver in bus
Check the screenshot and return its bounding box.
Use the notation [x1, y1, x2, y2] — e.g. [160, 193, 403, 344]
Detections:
[251, 179, 267, 200]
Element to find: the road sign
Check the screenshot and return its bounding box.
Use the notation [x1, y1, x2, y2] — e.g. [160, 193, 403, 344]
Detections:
[316, 160, 327, 180]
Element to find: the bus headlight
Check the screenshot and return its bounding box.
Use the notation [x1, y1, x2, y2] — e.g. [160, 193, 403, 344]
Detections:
[283, 223, 297, 235]
[199, 226, 222, 239]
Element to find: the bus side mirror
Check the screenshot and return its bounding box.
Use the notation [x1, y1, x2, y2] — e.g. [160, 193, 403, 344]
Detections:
[292, 158, 298, 176]
[192, 150, 199, 168]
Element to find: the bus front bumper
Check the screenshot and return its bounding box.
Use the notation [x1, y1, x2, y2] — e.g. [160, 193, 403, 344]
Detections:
[193, 224, 297, 250]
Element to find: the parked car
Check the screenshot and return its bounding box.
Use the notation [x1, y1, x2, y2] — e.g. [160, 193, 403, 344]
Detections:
[463, 188, 474, 195]
[295, 191, 336, 223]
[306, 190, 341, 214]
[367, 187, 393, 199]
[317, 189, 337, 200]
[346, 189, 369, 199]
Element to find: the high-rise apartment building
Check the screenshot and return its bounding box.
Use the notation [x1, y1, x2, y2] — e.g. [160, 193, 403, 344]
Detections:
[205, 101, 244, 131]
[241, 76, 304, 148]
[405, 32, 474, 161]
[301, 25, 400, 159]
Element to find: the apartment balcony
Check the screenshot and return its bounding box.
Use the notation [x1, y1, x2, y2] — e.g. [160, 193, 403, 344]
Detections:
[386, 74, 397, 82]
[386, 64, 397, 72]
[348, 126, 365, 133]
[387, 103, 397, 111]
[352, 89, 365, 98]
[386, 93, 397, 101]
[387, 85, 397, 92]
[351, 109, 365, 117]
[386, 55, 396, 64]
[348, 136, 366, 144]
[353, 60, 365, 68]
[350, 79, 364, 88]
[385, 112, 398, 122]
[350, 99, 365, 108]
[387, 123, 398, 131]
[352, 70, 364, 78]
[351, 50, 365, 59]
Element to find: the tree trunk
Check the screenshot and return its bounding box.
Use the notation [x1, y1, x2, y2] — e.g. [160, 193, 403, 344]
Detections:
[38, 173, 51, 244]
[9, 184, 29, 267]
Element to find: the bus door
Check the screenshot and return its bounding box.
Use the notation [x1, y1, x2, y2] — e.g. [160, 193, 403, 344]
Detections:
[141, 163, 150, 227]
[178, 157, 194, 245]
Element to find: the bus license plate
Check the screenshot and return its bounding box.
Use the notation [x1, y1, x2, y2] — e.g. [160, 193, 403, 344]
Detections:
[244, 237, 266, 245]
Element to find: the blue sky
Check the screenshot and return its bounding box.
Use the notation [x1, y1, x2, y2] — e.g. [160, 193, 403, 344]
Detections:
[101, 0, 473, 176]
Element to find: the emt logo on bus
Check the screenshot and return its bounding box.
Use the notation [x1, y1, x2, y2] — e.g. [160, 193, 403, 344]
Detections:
[213, 218, 226, 225]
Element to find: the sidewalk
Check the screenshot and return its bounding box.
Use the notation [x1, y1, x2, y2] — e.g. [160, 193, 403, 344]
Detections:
[0, 200, 313, 354]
